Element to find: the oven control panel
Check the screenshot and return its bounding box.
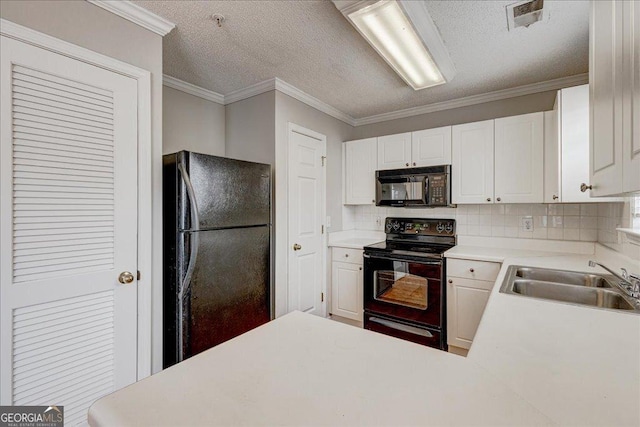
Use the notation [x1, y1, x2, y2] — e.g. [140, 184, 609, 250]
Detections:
[385, 218, 456, 236]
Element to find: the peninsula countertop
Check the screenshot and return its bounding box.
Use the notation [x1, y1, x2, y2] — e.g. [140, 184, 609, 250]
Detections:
[89, 245, 640, 426]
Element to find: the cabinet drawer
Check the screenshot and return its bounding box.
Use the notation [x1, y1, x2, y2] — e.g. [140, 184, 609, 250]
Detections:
[331, 247, 363, 264]
[447, 259, 501, 281]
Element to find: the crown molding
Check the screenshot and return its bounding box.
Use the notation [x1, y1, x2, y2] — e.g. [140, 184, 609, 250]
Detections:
[223, 79, 278, 105]
[162, 72, 587, 129]
[354, 73, 588, 126]
[274, 78, 354, 125]
[87, 0, 175, 36]
[163, 75, 224, 104]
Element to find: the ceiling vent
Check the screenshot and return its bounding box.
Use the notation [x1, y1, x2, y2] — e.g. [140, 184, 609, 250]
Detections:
[506, 0, 545, 31]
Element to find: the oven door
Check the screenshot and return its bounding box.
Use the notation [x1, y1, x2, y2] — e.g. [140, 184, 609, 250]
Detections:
[363, 253, 443, 328]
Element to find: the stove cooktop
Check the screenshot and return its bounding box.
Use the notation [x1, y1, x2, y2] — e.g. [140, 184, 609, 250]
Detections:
[364, 240, 450, 259]
[364, 217, 456, 259]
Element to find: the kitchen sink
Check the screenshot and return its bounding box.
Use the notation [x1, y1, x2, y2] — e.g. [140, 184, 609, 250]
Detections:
[500, 266, 640, 313]
[514, 267, 612, 288]
[511, 280, 635, 310]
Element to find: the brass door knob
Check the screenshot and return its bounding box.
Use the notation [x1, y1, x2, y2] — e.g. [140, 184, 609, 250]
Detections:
[118, 271, 134, 284]
[293, 243, 302, 251]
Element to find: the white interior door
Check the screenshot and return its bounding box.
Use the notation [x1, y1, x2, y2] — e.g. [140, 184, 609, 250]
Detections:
[0, 36, 138, 424]
[287, 124, 326, 317]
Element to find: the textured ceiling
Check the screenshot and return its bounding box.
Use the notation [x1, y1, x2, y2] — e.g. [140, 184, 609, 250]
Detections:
[134, 0, 589, 119]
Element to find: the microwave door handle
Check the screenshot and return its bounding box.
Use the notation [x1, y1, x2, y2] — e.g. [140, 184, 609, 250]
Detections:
[423, 176, 429, 204]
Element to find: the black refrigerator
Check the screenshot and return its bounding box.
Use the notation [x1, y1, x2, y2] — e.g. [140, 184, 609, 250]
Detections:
[163, 151, 272, 368]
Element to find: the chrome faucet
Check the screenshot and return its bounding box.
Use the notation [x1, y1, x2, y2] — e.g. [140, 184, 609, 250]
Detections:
[589, 260, 640, 299]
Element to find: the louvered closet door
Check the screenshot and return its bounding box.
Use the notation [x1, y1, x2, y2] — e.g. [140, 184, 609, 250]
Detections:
[0, 37, 138, 424]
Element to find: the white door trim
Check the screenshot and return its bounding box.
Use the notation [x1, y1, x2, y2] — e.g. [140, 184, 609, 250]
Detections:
[283, 122, 327, 316]
[0, 18, 153, 380]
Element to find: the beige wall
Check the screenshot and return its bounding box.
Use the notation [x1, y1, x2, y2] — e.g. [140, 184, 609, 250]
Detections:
[163, 86, 225, 156]
[1, 0, 165, 374]
[225, 91, 276, 165]
[352, 91, 557, 139]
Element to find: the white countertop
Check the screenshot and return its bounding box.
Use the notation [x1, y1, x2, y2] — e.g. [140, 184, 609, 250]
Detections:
[89, 241, 640, 426]
[328, 229, 384, 249]
[467, 254, 640, 427]
[89, 311, 552, 426]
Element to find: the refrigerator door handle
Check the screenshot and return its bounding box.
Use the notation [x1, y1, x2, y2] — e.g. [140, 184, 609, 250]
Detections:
[177, 159, 200, 361]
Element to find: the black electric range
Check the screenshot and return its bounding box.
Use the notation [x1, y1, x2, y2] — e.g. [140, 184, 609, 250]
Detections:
[362, 218, 456, 350]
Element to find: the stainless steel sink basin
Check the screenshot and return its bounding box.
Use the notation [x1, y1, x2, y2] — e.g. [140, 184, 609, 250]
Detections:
[511, 279, 635, 310]
[514, 267, 612, 288]
[500, 266, 640, 313]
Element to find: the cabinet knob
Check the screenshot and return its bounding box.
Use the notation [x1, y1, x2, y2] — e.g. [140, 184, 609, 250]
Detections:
[372, 199, 375, 203]
[448, 279, 453, 284]
[469, 268, 475, 273]
[553, 195, 559, 200]
[580, 183, 592, 192]
[359, 267, 362, 271]
[413, 162, 416, 166]
[496, 197, 501, 202]
[405, 163, 409, 167]
[345, 254, 349, 257]
[486, 198, 491, 202]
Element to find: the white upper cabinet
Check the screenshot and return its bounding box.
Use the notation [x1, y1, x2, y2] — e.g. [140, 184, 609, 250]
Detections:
[377, 132, 412, 170]
[452, 120, 494, 204]
[344, 138, 377, 205]
[411, 126, 452, 167]
[494, 112, 544, 203]
[544, 107, 561, 203]
[551, 85, 622, 203]
[622, 0, 640, 193]
[378, 128, 453, 170]
[590, 0, 640, 195]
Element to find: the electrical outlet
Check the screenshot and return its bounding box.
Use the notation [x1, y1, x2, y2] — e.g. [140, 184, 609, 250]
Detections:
[521, 216, 534, 232]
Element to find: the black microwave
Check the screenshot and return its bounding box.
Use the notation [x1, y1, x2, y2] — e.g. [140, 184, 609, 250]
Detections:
[375, 165, 452, 207]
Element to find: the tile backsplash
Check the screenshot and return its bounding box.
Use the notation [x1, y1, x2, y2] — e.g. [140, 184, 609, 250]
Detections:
[343, 202, 627, 243]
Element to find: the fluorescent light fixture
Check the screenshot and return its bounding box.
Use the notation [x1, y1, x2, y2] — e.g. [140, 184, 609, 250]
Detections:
[333, 0, 456, 90]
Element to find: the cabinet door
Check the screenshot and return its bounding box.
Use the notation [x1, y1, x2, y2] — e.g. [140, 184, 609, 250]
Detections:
[344, 138, 377, 205]
[544, 107, 561, 203]
[331, 262, 363, 321]
[494, 112, 544, 203]
[411, 126, 452, 167]
[446, 277, 493, 350]
[622, 0, 640, 193]
[452, 120, 494, 204]
[590, 0, 624, 196]
[377, 132, 412, 170]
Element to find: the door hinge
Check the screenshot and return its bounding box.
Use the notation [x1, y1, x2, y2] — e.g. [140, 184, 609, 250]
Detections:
[321, 292, 324, 302]
[137, 270, 141, 281]
[321, 225, 324, 234]
[321, 156, 326, 166]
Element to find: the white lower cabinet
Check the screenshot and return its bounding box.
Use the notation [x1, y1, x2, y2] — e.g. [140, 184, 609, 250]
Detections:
[330, 248, 363, 322]
[446, 258, 501, 354]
